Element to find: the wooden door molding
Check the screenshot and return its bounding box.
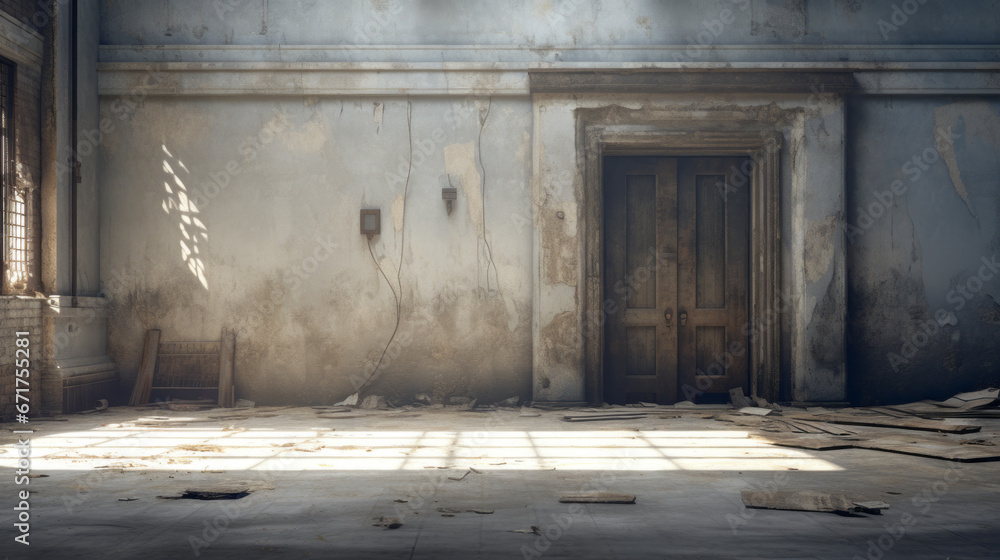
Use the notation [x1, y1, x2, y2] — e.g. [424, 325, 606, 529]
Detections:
[583, 128, 782, 404]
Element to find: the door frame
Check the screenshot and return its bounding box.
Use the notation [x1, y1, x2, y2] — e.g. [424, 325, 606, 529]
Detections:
[583, 129, 782, 405]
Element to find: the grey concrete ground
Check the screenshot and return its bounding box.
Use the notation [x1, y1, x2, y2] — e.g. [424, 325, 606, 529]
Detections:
[2, 406, 999, 559]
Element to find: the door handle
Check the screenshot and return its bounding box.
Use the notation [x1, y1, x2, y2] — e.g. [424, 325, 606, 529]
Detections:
[664, 308, 672, 327]
[680, 312, 687, 327]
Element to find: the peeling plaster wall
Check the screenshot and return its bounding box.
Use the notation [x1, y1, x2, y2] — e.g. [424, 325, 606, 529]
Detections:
[100, 97, 534, 404]
[847, 98, 1000, 405]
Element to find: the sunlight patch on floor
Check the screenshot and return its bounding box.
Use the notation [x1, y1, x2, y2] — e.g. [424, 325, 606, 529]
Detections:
[0, 424, 842, 472]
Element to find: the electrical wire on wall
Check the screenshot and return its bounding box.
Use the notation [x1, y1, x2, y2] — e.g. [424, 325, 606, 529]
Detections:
[355, 100, 412, 395]
[477, 97, 501, 295]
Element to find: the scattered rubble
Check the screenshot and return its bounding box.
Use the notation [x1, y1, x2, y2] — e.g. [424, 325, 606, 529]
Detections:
[359, 395, 388, 410]
[372, 516, 402, 529]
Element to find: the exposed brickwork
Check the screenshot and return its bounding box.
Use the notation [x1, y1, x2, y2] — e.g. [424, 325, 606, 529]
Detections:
[0, 296, 41, 419]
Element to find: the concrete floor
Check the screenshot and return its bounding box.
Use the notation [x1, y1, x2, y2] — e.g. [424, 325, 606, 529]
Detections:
[2, 405, 999, 559]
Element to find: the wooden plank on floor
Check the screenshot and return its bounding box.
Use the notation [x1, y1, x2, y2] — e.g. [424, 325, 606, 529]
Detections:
[128, 330, 160, 406]
[790, 420, 856, 436]
[741, 490, 887, 513]
[854, 437, 1000, 463]
[562, 412, 650, 422]
[813, 413, 980, 434]
[217, 329, 236, 408]
[752, 433, 856, 450]
[559, 492, 636, 504]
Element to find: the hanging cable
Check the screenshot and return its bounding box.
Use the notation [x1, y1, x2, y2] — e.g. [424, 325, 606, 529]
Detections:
[355, 101, 411, 395]
[477, 97, 500, 294]
[362, 237, 401, 392]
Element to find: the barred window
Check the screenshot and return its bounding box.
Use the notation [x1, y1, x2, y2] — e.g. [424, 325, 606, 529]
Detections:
[0, 58, 26, 293]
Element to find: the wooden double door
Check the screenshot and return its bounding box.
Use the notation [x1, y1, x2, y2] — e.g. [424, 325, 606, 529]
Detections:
[603, 157, 749, 404]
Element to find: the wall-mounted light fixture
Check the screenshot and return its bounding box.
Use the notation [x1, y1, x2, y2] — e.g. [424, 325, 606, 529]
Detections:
[360, 209, 381, 239]
[442, 187, 457, 215]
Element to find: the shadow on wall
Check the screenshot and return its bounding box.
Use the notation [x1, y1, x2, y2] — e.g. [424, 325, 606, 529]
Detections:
[846, 100, 1000, 406]
[160, 143, 209, 289]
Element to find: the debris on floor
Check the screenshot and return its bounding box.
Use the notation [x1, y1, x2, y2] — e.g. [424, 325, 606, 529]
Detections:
[809, 413, 980, 433]
[741, 490, 889, 515]
[854, 436, 1000, 462]
[448, 469, 476, 481]
[79, 399, 110, 414]
[359, 395, 388, 409]
[177, 444, 224, 453]
[738, 406, 773, 416]
[752, 433, 856, 450]
[729, 387, 754, 409]
[235, 399, 255, 408]
[372, 516, 402, 529]
[158, 488, 251, 500]
[459, 398, 478, 411]
[886, 388, 1000, 418]
[559, 492, 636, 504]
[508, 526, 541, 535]
[334, 392, 359, 406]
[562, 411, 650, 422]
[169, 402, 217, 411]
[498, 396, 520, 407]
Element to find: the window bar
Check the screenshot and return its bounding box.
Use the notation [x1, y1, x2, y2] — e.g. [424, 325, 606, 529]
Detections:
[1, 59, 27, 293]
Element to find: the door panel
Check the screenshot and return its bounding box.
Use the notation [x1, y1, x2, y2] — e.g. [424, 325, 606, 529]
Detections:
[604, 156, 749, 404]
[603, 157, 677, 404]
[677, 158, 749, 397]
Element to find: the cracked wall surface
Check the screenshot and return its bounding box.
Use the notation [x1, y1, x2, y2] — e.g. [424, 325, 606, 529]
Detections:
[100, 97, 534, 404]
[847, 98, 1000, 405]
